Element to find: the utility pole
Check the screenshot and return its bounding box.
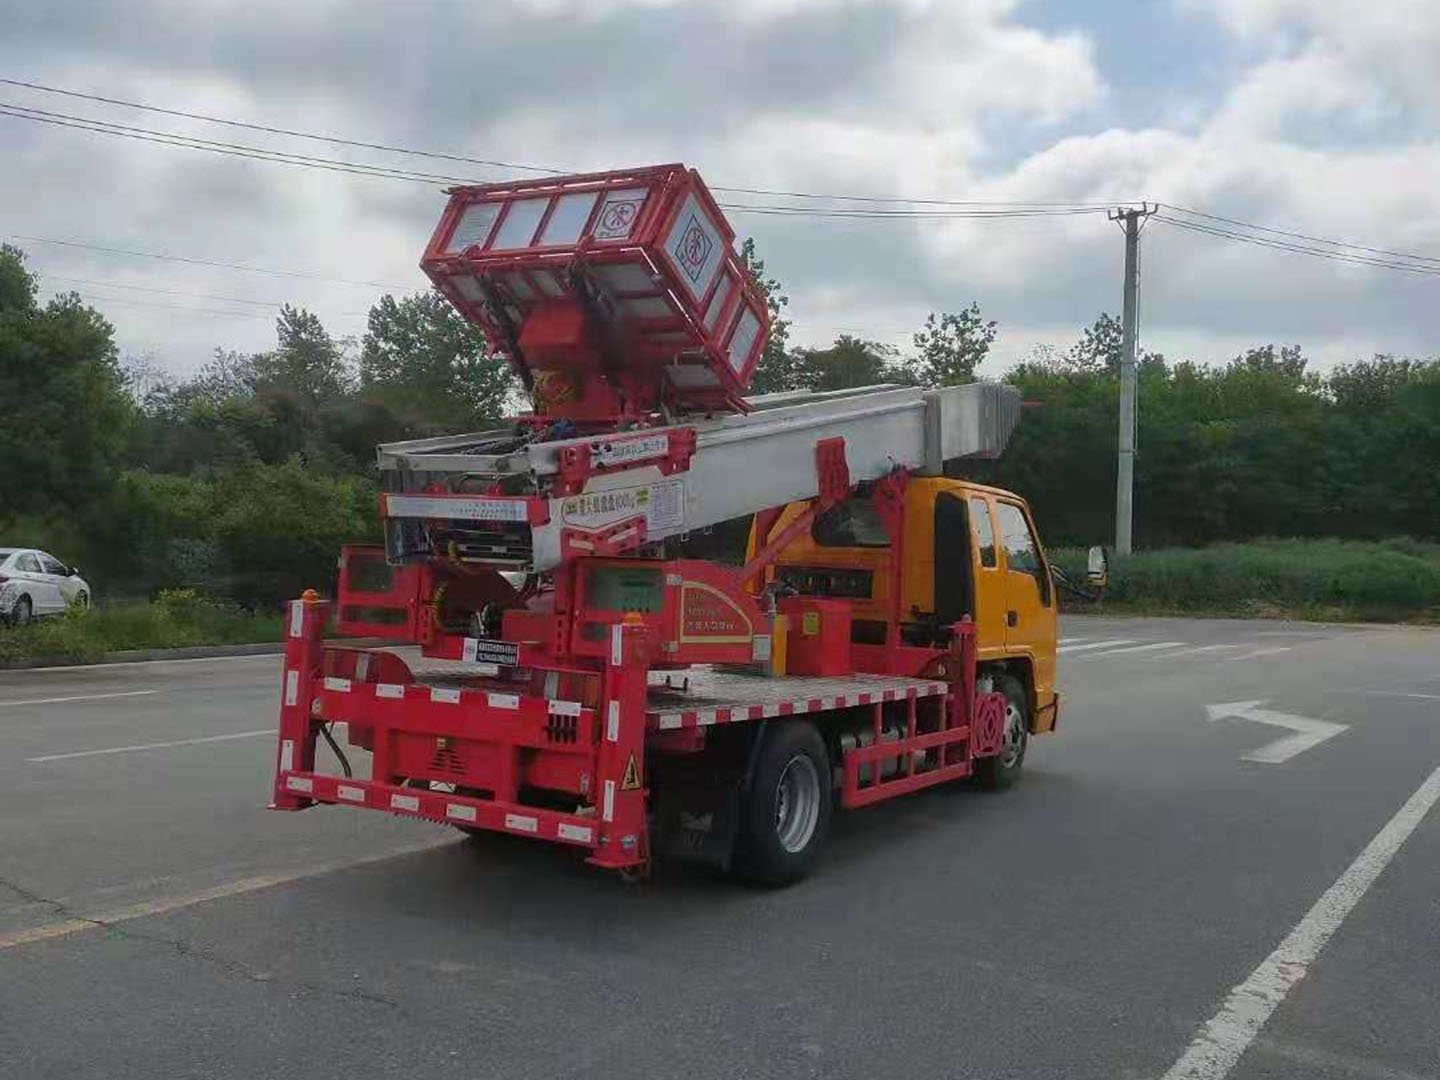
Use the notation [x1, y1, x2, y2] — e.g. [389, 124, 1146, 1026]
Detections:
[1107, 203, 1156, 556]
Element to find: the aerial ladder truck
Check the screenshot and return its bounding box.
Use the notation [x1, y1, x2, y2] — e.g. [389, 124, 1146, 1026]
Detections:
[270, 164, 1060, 884]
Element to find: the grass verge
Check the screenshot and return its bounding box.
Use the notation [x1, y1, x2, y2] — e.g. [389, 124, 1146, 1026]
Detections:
[1051, 538, 1440, 623]
[0, 589, 285, 663]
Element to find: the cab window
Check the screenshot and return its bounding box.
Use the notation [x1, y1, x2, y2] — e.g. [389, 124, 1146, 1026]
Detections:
[812, 496, 890, 548]
[995, 502, 1051, 606]
[969, 497, 997, 568]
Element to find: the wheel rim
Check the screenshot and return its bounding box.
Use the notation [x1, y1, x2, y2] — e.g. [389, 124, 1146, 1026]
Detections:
[1000, 700, 1025, 768]
[774, 754, 821, 854]
[15, 599, 30, 626]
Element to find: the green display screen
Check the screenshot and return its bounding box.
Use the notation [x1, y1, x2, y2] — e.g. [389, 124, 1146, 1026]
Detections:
[584, 566, 665, 613]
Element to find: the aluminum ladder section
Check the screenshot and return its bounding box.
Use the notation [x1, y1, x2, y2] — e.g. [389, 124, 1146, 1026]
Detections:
[378, 382, 1020, 572]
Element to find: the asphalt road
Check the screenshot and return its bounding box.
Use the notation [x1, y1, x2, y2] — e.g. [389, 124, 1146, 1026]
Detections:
[2, 616, 1437, 1080]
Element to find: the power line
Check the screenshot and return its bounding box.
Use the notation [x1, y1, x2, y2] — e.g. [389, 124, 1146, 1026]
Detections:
[1153, 214, 1440, 277]
[719, 202, 1111, 219]
[40, 273, 288, 309]
[1159, 202, 1440, 268]
[0, 76, 1122, 210]
[50, 290, 282, 322]
[11, 233, 413, 290]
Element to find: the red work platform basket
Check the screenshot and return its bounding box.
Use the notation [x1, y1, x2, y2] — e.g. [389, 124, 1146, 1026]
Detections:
[420, 164, 769, 418]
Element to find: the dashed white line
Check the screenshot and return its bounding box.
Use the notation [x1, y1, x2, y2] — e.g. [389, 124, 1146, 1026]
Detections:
[1072, 641, 1186, 659]
[1147, 644, 1242, 660]
[1226, 646, 1294, 662]
[3, 653, 280, 673]
[1057, 639, 1136, 654]
[1161, 763, 1440, 1080]
[28, 729, 272, 762]
[0, 689, 159, 708]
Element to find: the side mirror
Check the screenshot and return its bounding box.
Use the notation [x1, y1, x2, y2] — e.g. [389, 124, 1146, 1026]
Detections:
[1086, 545, 1108, 587]
[68, 566, 82, 578]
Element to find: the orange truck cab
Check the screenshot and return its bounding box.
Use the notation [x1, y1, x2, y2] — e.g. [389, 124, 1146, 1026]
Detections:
[755, 477, 1060, 735]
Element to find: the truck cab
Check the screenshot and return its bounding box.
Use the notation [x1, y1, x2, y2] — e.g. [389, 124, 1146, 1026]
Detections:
[756, 477, 1060, 735]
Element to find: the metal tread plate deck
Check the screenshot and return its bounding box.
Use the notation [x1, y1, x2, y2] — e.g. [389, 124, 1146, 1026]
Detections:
[329, 647, 945, 733]
[647, 670, 947, 731]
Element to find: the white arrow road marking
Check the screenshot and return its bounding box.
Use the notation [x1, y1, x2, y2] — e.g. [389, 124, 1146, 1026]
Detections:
[1226, 646, 1293, 662]
[1161, 763, 1440, 1080]
[1205, 700, 1349, 764]
[1147, 644, 1242, 659]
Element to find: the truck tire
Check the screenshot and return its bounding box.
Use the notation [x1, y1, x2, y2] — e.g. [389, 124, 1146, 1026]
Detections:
[974, 673, 1028, 790]
[738, 720, 833, 886]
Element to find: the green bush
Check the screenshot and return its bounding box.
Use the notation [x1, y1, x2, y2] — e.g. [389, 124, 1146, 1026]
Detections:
[0, 592, 284, 663]
[1052, 538, 1440, 621]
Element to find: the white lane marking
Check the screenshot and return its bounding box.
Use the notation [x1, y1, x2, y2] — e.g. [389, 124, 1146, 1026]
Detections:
[1058, 637, 1086, 645]
[1205, 701, 1349, 764]
[1072, 641, 1185, 659]
[0, 836, 457, 951]
[1056, 639, 1135, 654]
[1161, 764, 1440, 1080]
[1147, 644, 1242, 659]
[1340, 690, 1440, 702]
[3, 653, 279, 673]
[28, 729, 272, 762]
[1226, 646, 1293, 662]
[0, 689, 159, 708]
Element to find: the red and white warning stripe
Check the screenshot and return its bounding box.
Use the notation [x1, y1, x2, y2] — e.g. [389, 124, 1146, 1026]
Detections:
[649, 682, 946, 732]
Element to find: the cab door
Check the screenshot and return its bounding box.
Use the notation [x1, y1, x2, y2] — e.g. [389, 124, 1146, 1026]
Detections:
[966, 495, 1008, 659]
[993, 500, 1058, 729]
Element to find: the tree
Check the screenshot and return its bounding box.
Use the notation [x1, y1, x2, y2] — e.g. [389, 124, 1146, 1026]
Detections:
[1066, 312, 1124, 373]
[1230, 344, 1307, 379]
[360, 291, 514, 432]
[0, 245, 134, 517]
[792, 335, 903, 392]
[253, 305, 351, 418]
[737, 237, 799, 394]
[911, 304, 997, 386]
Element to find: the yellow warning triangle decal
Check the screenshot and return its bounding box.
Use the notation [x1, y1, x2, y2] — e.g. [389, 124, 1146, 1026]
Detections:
[620, 753, 642, 791]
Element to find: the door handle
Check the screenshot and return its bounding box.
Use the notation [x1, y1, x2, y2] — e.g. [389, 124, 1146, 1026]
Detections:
[1006, 610, 1018, 627]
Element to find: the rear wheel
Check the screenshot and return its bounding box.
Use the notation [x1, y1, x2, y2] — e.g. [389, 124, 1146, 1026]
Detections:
[974, 673, 1028, 790]
[738, 721, 832, 886]
[10, 596, 32, 627]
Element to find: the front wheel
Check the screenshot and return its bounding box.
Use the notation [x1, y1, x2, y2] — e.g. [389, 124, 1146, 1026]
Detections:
[974, 673, 1028, 790]
[738, 720, 833, 886]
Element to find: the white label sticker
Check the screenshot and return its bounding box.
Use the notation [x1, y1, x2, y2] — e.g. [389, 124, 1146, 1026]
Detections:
[752, 634, 772, 661]
[385, 494, 529, 523]
[548, 700, 582, 717]
[284, 670, 299, 707]
[504, 813, 539, 834]
[560, 485, 650, 531]
[431, 687, 462, 705]
[289, 600, 304, 638]
[607, 700, 620, 742]
[446, 803, 478, 823]
[390, 793, 420, 812]
[487, 693, 520, 710]
[323, 677, 351, 693]
[593, 434, 669, 467]
[376, 683, 405, 699]
[337, 784, 366, 803]
[645, 478, 685, 533]
[286, 775, 313, 793]
[602, 779, 617, 822]
[557, 823, 594, 844]
[279, 739, 294, 772]
[611, 624, 624, 666]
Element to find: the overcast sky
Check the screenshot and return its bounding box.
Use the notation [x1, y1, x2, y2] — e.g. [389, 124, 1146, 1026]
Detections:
[4, 0, 1439, 380]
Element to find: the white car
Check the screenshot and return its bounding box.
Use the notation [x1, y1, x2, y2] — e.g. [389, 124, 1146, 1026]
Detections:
[0, 548, 91, 626]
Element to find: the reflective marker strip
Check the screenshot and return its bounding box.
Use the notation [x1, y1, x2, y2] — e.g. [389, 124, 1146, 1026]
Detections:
[549, 700, 582, 717]
[446, 803, 477, 823]
[431, 687, 462, 704]
[487, 692, 520, 710]
[390, 793, 420, 811]
[279, 739, 294, 772]
[505, 813, 539, 834]
[607, 701, 620, 742]
[557, 823, 594, 844]
[284, 670, 299, 707]
[289, 600, 304, 637]
[611, 624, 624, 666]
[602, 780, 616, 822]
[286, 775, 313, 793]
[324, 677, 351, 693]
[376, 683, 405, 699]
[337, 784, 365, 803]
[355, 654, 370, 680]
